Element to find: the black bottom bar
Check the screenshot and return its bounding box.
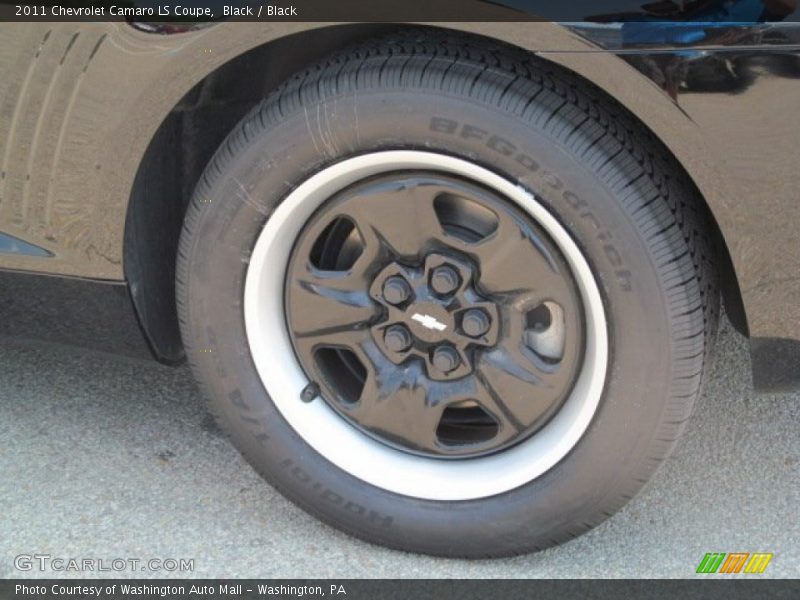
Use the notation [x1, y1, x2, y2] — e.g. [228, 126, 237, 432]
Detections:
[2, 579, 799, 600]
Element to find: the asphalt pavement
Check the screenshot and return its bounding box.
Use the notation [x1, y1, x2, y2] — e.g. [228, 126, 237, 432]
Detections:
[1, 317, 798, 578]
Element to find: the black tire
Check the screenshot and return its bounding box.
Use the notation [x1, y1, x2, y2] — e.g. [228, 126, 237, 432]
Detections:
[176, 32, 718, 557]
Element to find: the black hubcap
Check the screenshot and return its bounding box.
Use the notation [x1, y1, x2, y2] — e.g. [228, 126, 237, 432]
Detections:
[285, 171, 584, 458]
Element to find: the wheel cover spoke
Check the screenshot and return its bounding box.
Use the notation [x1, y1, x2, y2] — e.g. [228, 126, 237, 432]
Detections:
[468, 211, 575, 304]
[343, 176, 446, 258]
[351, 360, 446, 453]
[476, 343, 573, 432]
[289, 268, 375, 330]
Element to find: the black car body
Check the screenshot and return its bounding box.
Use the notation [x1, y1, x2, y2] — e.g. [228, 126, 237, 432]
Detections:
[2, 7, 799, 389]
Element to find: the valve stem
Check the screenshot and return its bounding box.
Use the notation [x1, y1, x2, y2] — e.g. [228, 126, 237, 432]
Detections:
[300, 382, 321, 403]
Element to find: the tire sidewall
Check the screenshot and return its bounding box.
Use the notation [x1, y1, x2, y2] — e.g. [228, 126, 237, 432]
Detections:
[182, 87, 676, 554]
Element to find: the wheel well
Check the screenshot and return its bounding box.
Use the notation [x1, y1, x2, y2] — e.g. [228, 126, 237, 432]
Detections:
[124, 24, 747, 363]
[124, 24, 394, 361]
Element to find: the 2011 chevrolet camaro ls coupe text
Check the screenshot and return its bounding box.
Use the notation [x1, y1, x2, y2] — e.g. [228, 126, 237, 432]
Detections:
[2, 2, 799, 557]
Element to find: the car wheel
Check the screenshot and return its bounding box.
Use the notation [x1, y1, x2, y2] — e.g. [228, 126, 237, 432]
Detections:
[176, 33, 718, 557]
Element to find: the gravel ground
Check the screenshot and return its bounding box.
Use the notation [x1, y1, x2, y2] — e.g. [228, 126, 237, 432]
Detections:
[1, 317, 798, 579]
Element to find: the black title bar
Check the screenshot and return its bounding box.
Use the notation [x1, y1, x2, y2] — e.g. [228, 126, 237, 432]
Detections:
[3, 0, 800, 23]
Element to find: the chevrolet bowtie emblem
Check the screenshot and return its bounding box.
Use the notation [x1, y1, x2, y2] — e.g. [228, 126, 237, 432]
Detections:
[411, 313, 447, 332]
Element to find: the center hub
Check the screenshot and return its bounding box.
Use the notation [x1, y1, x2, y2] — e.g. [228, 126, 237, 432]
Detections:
[369, 253, 500, 381]
[407, 302, 452, 342]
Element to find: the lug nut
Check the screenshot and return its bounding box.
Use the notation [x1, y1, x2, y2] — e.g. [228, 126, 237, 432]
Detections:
[432, 345, 461, 373]
[382, 276, 411, 305]
[430, 265, 460, 295]
[461, 309, 491, 338]
[384, 324, 413, 353]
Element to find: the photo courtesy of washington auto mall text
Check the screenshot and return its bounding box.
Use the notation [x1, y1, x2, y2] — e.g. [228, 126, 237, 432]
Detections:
[13, 584, 347, 598]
